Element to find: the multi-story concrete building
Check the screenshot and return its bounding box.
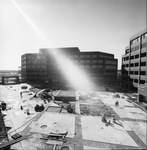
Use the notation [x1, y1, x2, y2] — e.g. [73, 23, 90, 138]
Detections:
[122, 29, 147, 93]
[21, 47, 117, 89]
[21, 53, 48, 84]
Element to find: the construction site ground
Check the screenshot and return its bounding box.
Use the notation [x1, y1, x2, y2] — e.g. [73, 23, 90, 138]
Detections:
[0, 83, 147, 150]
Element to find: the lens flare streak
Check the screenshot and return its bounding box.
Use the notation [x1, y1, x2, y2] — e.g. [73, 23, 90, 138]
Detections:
[11, 0, 46, 41]
[11, 0, 94, 90]
[54, 52, 94, 90]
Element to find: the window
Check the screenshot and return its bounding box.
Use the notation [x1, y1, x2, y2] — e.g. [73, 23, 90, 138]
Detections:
[105, 65, 116, 69]
[130, 71, 133, 74]
[126, 64, 129, 67]
[130, 56, 134, 60]
[134, 79, 138, 83]
[80, 60, 85, 63]
[142, 33, 147, 40]
[135, 54, 139, 59]
[86, 60, 90, 63]
[85, 65, 90, 68]
[140, 71, 146, 75]
[130, 79, 133, 82]
[142, 43, 147, 48]
[141, 62, 146, 66]
[99, 55, 113, 58]
[98, 60, 103, 63]
[131, 37, 140, 45]
[92, 65, 97, 68]
[130, 63, 134, 67]
[125, 49, 129, 54]
[98, 65, 102, 68]
[141, 52, 146, 57]
[135, 71, 138, 75]
[135, 63, 139, 67]
[135, 46, 139, 51]
[80, 55, 84, 58]
[122, 65, 125, 68]
[92, 55, 97, 58]
[140, 80, 145, 84]
[105, 60, 117, 65]
[74, 55, 78, 58]
[131, 47, 135, 52]
[92, 60, 97, 63]
[86, 55, 90, 58]
[126, 57, 129, 60]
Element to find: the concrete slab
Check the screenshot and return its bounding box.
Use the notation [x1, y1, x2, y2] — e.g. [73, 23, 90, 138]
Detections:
[112, 106, 147, 120]
[13, 134, 45, 150]
[124, 107, 147, 120]
[81, 116, 138, 147]
[98, 93, 134, 107]
[7, 109, 37, 133]
[124, 121, 147, 145]
[111, 106, 134, 119]
[30, 112, 75, 138]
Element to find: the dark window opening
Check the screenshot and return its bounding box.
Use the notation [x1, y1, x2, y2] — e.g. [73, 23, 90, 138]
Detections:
[130, 63, 134, 67]
[130, 56, 134, 60]
[122, 65, 125, 68]
[130, 71, 133, 74]
[130, 79, 133, 82]
[125, 49, 129, 54]
[141, 52, 146, 57]
[140, 71, 146, 75]
[135, 63, 139, 67]
[126, 57, 129, 60]
[134, 79, 138, 83]
[135, 54, 139, 59]
[140, 80, 145, 84]
[140, 62, 146, 66]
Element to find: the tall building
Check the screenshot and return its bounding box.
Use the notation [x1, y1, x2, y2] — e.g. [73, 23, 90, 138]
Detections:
[21, 53, 48, 83]
[21, 47, 117, 89]
[122, 28, 147, 91]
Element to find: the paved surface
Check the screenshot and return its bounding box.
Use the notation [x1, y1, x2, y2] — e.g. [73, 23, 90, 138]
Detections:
[0, 84, 147, 150]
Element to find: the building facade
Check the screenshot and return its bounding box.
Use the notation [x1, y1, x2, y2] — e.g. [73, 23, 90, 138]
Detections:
[21, 47, 117, 89]
[122, 29, 147, 93]
[21, 53, 48, 84]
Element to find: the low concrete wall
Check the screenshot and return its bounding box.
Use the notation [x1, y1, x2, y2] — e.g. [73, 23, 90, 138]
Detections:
[138, 84, 147, 103]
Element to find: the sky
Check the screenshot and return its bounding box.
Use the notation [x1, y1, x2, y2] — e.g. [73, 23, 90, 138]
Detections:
[0, 0, 146, 70]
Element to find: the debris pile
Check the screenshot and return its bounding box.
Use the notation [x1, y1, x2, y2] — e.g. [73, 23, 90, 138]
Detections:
[0, 101, 7, 111]
[34, 104, 45, 112]
[113, 93, 120, 98]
